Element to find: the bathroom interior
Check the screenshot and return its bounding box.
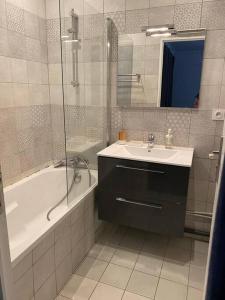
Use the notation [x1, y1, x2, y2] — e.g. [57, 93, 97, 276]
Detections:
[0, 0, 225, 299]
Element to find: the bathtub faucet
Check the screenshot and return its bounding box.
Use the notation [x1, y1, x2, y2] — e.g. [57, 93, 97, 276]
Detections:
[73, 156, 91, 187]
[47, 156, 92, 221]
[54, 158, 76, 168]
[54, 156, 91, 187]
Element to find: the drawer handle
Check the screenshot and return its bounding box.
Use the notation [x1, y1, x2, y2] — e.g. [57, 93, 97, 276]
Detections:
[116, 165, 166, 175]
[116, 197, 163, 210]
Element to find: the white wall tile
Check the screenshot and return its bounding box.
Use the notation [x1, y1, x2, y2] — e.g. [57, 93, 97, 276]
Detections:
[149, 6, 174, 26]
[34, 272, 57, 300]
[33, 231, 55, 264]
[205, 30, 225, 58]
[11, 58, 28, 83]
[126, 0, 149, 10]
[0, 56, 12, 82]
[33, 247, 55, 292]
[12, 83, 30, 106]
[55, 232, 72, 266]
[201, 1, 225, 30]
[0, 83, 14, 107]
[150, 0, 175, 7]
[23, 0, 40, 16]
[14, 268, 34, 300]
[104, 0, 125, 13]
[201, 59, 224, 86]
[49, 85, 63, 105]
[46, 0, 60, 19]
[13, 252, 32, 282]
[199, 85, 221, 109]
[84, 0, 104, 15]
[48, 64, 62, 85]
[56, 253, 72, 293]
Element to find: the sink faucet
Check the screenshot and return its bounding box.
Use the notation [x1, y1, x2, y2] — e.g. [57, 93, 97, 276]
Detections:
[147, 133, 155, 149]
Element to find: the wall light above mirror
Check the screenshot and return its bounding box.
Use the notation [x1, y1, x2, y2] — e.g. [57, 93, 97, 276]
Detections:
[116, 25, 206, 109]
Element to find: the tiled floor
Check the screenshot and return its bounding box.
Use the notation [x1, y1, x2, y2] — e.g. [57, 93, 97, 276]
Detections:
[56, 226, 209, 300]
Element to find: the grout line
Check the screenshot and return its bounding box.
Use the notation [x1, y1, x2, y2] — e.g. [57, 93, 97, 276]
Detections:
[153, 238, 169, 299]
[123, 235, 145, 295]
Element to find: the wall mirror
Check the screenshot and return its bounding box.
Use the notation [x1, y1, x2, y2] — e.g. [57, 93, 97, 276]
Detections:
[117, 29, 205, 108]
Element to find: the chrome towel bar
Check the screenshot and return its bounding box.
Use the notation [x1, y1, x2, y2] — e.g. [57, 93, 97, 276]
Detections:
[117, 73, 141, 83]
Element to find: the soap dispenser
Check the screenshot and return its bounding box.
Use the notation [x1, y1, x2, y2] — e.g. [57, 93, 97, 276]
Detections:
[165, 129, 173, 148]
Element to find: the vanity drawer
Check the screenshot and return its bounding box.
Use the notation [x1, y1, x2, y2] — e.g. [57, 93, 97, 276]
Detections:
[98, 157, 189, 203]
[113, 196, 186, 236]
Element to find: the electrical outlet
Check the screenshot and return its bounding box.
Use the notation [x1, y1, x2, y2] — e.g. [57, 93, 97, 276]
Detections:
[212, 109, 225, 121]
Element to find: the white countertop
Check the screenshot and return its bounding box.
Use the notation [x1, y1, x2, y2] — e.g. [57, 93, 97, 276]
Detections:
[97, 141, 194, 167]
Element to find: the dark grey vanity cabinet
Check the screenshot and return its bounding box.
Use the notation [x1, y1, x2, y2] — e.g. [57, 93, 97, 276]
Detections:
[96, 156, 190, 236]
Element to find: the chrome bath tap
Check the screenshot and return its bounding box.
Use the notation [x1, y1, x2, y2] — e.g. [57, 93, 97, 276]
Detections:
[147, 133, 155, 150]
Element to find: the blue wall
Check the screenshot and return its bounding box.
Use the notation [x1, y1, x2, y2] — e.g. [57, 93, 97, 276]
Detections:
[164, 40, 204, 108]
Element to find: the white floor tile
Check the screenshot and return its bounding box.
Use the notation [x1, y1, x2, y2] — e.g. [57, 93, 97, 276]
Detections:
[187, 287, 203, 300]
[75, 257, 108, 281]
[90, 283, 124, 300]
[126, 270, 158, 299]
[100, 230, 124, 247]
[165, 246, 191, 266]
[88, 242, 116, 262]
[161, 260, 189, 285]
[60, 274, 97, 299]
[155, 278, 187, 300]
[120, 234, 144, 251]
[100, 263, 132, 289]
[189, 265, 206, 290]
[122, 291, 152, 300]
[168, 237, 192, 251]
[135, 252, 163, 277]
[111, 248, 139, 269]
[143, 235, 168, 255]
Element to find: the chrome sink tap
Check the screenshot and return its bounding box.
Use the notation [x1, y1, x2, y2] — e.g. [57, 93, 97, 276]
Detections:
[148, 133, 155, 150]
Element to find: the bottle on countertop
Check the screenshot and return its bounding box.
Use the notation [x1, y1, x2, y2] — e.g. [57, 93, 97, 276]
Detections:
[165, 128, 173, 148]
[118, 129, 127, 144]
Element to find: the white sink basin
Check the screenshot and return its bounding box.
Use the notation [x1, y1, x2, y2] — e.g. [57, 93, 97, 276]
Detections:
[97, 142, 194, 167]
[124, 146, 178, 159]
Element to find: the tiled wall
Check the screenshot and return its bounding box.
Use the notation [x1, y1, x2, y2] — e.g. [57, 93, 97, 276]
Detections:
[107, 0, 225, 233]
[12, 191, 95, 300]
[0, 0, 53, 185]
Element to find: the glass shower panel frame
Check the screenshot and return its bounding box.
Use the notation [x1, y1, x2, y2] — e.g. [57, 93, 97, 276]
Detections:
[59, 0, 108, 204]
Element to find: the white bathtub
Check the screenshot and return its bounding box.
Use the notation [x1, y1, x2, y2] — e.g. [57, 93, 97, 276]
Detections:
[3, 166, 97, 266]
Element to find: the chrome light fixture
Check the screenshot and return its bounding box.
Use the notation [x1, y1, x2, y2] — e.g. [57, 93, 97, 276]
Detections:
[142, 24, 175, 37]
[142, 24, 206, 38]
